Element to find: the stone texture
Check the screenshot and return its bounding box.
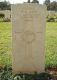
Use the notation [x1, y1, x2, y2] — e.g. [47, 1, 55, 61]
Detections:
[11, 3, 46, 74]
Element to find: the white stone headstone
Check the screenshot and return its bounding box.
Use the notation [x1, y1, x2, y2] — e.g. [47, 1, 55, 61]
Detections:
[11, 4, 46, 74]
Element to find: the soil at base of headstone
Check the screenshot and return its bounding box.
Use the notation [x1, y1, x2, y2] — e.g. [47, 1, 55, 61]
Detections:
[46, 68, 57, 80]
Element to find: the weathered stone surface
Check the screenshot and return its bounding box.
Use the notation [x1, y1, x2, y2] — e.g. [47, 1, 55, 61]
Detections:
[11, 3, 46, 74]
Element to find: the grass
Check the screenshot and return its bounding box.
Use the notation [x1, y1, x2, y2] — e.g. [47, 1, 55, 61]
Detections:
[0, 22, 57, 68]
[0, 22, 12, 66]
[45, 22, 57, 68]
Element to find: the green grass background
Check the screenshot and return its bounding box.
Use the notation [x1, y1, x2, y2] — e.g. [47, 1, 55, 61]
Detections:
[45, 22, 57, 68]
[0, 22, 57, 68]
[0, 22, 12, 66]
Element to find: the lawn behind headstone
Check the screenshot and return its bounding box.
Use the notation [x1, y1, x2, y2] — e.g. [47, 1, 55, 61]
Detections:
[0, 22, 12, 66]
[45, 22, 57, 68]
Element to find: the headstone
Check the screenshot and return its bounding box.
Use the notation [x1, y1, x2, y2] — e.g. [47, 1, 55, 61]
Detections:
[0, 10, 11, 21]
[11, 4, 46, 74]
[4, 10, 11, 20]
